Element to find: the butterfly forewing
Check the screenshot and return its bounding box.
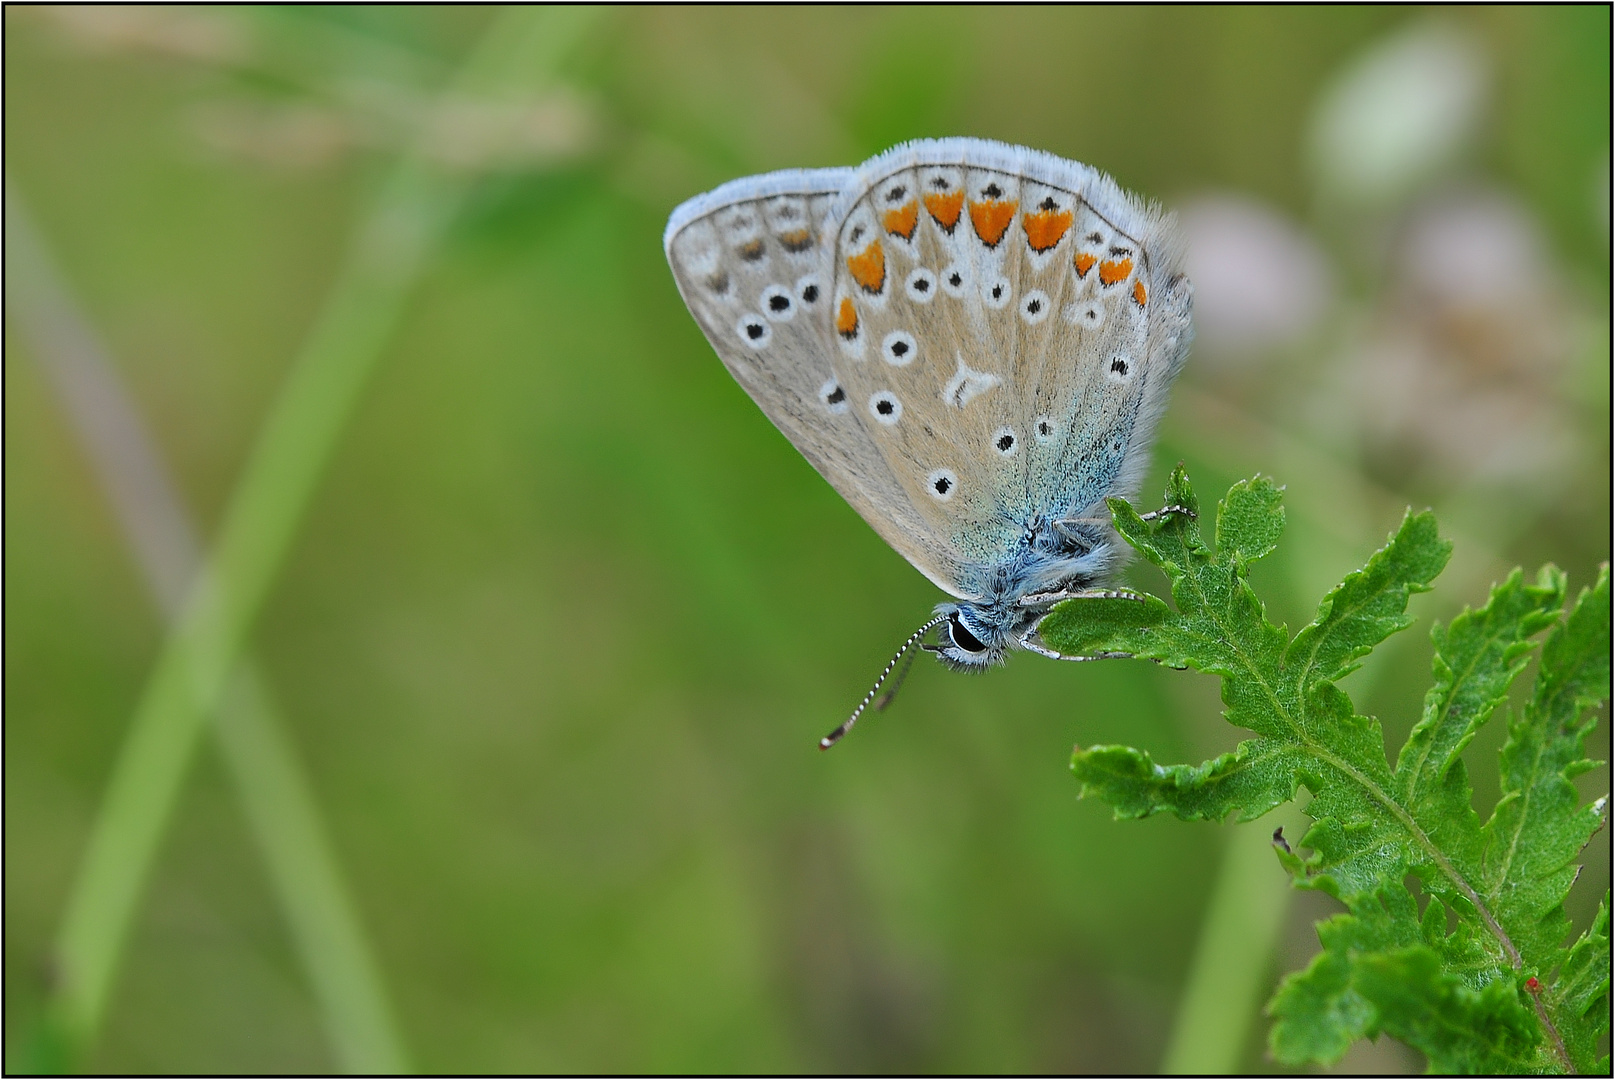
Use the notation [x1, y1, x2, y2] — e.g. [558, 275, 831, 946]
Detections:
[664, 168, 976, 597]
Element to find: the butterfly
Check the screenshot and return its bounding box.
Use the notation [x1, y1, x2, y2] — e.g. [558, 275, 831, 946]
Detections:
[664, 139, 1193, 747]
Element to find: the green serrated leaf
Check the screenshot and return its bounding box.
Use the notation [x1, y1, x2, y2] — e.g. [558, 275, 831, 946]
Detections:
[1268, 942, 1370, 1065]
[1353, 946, 1540, 1074]
[1393, 567, 1567, 950]
[1036, 594, 1172, 659]
[1480, 566, 1612, 1066]
[1214, 474, 1286, 566]
[1288, 508, 1451, 687]
[1054, 472, 1609, 1073]
[1269, 884, 1421, 1064]
[1548, 893, 1611, 1074]
[1271, 879, 1529, 1069]
[1071, 740, 1301, 822]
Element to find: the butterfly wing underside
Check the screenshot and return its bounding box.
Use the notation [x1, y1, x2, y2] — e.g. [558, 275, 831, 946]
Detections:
[664, 168, 976, 596]
[665, 140, 1192, 602]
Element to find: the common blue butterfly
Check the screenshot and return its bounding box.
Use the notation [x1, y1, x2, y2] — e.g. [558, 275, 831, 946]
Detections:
[665, 139, 1193, 747]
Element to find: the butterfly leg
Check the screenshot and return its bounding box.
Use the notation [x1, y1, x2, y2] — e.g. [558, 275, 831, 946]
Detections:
[1054, 502, 1195, 536]
[1016, 587, 1148, 608]
[1052, 517, 1106, 543]
[1138, 504, 1196, 523]
[1016, 627, 1132, 662]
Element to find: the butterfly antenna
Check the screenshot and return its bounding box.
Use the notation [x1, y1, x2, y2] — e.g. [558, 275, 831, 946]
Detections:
[820, 614, 948, 751]
[873, 642, 920, 712]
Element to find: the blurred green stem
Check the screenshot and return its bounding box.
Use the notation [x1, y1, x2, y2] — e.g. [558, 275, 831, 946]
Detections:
[46, 139, 450, 1071]
[1161, 810, 1302, 1074]
[212, 669, 405, 1072]
[44, 6, 602, 1062]
[6, 183, 405, 1071]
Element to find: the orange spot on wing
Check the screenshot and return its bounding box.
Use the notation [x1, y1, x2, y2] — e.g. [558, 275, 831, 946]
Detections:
[1074, 252, 1097, 278]
[846, 239, 886, 293]
[923, 190, 964, 231]
[1022, 208, 1073, 252]
[846, 238, 885, 292]
[835, 297, 859, 338]
[882, 201, 919, 239]
[1133, 280, 1147, 307]
[969, 199, 1019, 247]
[1098, 257, 1133, 286]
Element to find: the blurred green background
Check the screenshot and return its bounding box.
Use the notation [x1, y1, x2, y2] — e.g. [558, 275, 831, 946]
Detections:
[4, 6, 1608, 1073]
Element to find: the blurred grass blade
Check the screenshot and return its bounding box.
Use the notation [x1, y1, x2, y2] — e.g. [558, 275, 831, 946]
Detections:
[1161, 814, 1299, 1074]
[213, 668, 405, 1073]
[39, 5, 603, 1060]
[42, 133, 449, 1075]
[4, 184, 407, 1072]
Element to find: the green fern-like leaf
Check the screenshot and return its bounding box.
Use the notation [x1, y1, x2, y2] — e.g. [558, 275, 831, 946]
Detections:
[1041, 467, 1610, 1073]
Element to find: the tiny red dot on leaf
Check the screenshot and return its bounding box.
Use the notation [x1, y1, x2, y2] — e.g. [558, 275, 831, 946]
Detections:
[1526, 976, 1541, 992]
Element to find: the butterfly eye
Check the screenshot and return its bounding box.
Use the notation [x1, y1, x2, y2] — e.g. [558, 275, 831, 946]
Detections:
[939, 264, 969, 298]
[1108, 355, 1132, 381]
[795, 274, 822, 306]
[1033, 416, 1058, 443]
[991, 427, 1018, 457]
[947, 613, 987, 653]
[926, 468, 957, 501]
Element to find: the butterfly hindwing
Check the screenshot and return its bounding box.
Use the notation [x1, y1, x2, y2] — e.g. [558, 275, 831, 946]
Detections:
[663, 168, 976, 597]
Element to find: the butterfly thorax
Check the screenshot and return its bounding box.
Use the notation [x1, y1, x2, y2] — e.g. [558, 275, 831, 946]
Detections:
[934, 520, 1117, 668]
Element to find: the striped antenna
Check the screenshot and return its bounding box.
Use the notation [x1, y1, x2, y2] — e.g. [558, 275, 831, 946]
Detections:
[820, 613, 948, 750]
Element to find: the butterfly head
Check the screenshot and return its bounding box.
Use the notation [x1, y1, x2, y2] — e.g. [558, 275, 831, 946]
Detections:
[929, 602, 1017, 669]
